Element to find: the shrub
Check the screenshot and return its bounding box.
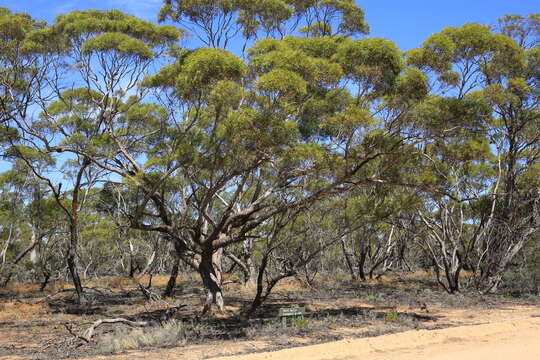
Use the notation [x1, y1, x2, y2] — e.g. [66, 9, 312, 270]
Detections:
[384, 311, 400, 322]
[291, 316, 309, 329]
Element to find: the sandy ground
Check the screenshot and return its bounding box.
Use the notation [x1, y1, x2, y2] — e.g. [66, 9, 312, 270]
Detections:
[1, 310, 539, 360]
[67, 305, 539, 360]
[213, 316, 540, 360]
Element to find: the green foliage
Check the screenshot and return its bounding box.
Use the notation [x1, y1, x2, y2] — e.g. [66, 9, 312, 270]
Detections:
[250, 37, 343, 85]
[148, 47, 246, 101]
[334, 37, 403, 96]
[159, 0, 368, 48]
[320, 104, 376, 139]
[407, 22, 526, 88]
[82, 32, 154, 59]
[384, 311, 400, 321]
[237, 0, 294, 39]
[54, 9, 180, 45]
[391, 68, 429, 104]
[24, 9, 181, 59]
[159, 0, 243, 24]
[408, 94, 490, 133]
[256, 69, 307, 98]
[0, 8, 48, 126]
[291, 316, 309, 328]
[3, 146, 55, 166]
[0, 7, 46, 55]
[291, 0, 369, 37]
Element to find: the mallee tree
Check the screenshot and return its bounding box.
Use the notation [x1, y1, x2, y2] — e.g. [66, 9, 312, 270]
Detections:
[0, 3, 537, 317]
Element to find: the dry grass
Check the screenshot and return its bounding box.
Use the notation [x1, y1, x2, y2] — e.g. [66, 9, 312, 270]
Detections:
[4, 279, 71, 293]
[86, 274, 196, 291]
[275, 277, 310, 291]
[96, 320, 187, 354]
[0, 301, 48, 321]
[94, 319, 221, 355]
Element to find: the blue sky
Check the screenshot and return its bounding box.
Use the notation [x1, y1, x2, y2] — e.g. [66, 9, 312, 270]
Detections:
[5, 0, 539, 50]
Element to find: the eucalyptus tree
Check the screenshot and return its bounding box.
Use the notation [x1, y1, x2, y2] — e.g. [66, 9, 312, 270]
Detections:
[481, 15, 540, 291]
[0, 160, 65, 288]
[4, 10, 181, 302]
[242, 200, 359, 317]
[7, 93, 108, 303]
[158, 0, 369, 48]
[2, 144, 100, 302]
[337, 186, 421, 281]
[407, 16, 540, 291]
[0, 166, 34, 287]
[0, 7, 48, 128]
[413, 110, 497, 293]
[120, 30, 430, 313]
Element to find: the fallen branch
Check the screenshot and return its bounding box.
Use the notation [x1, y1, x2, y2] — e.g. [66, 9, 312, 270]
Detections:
[138, 282, 161, 301]
[84, 318, 149, 341]
[222, 279, 241, 285]
[66, 318, 150, 343]
[157, 304, 188, 323]
[64, 323, 90, 344]
[37, 287, 112, 303]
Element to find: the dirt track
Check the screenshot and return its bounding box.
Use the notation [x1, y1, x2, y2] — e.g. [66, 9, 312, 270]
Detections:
[214, 316, 540, 360]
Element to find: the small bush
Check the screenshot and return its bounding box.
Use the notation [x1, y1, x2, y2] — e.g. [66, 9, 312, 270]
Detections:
[291, 316, 309, 329]
[384, 311, 400, 322]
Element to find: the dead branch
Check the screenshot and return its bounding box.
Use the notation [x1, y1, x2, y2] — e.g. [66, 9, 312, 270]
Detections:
[222, 279, 241, 286]
[37, 287, 112, 303]
[65, 318, 150, 343]
[64, 323, 90, 344]
[137, 282, 161, 301]
[84, 318, 149, 341]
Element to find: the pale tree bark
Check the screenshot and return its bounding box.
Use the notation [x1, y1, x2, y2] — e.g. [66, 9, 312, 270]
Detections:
[419, 208, 464, 294]
[340, 236, 357, 281]
[0, 228, 40, 288]
[199, 248, 224, 314]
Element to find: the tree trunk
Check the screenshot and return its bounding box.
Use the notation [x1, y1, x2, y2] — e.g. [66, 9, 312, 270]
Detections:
[163, 256, 180, 297]
[243, 239, 257, 286]
[436, 256, 461, 294]
[244, 253, 269, 319]
[243, 251, 295, 320]
[40, 272, 51, 292]
[64, 158, 89, 305]
[445, 264, 461, 294]
[357, 246, 367, 281]
[67, 222, 86, 305]
[0, 229, 40, 288]
[341, 237, 357, 281]
[199, 248, 224, 315]
[128, 254, 136, 278]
